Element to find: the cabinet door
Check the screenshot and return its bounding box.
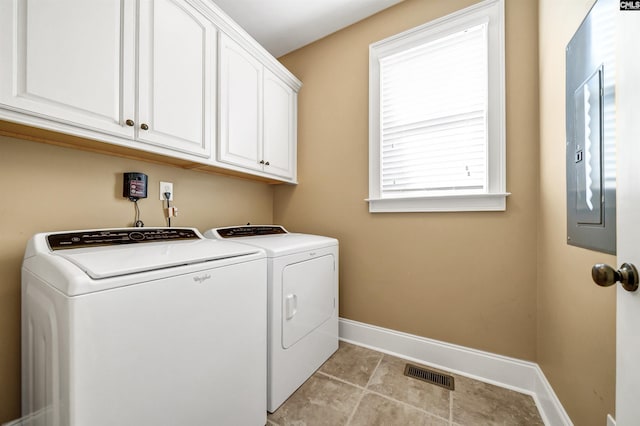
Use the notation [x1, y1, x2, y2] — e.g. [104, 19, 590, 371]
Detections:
[0, 0, 135, 138]
[263, 69, 296, 180]
[137, 0, 213, 158]
[218, 34, 263, 171]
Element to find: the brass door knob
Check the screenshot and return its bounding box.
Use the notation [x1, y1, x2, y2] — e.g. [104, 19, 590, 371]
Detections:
[140, 123, 149, 130]
[265, 161, 270, 166]
[592, 263, 639, 292]
[125, 119, 135, 126]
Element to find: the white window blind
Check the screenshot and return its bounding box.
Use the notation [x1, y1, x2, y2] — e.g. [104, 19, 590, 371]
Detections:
[380, 23, 488, 197]
[368, 0, 506, 213]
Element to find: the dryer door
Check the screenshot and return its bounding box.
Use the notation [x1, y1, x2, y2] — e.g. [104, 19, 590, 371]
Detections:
[282, 254, 335, 349]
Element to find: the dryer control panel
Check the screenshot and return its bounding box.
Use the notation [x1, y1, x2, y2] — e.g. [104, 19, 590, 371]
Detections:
[215, 225, 288, 238]
[47, 228, 200, 250]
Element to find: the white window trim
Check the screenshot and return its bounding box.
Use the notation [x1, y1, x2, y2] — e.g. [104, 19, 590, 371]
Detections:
[367, 0, 508, 213]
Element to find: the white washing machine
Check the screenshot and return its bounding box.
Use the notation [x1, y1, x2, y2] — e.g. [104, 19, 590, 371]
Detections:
[204, 225, 338, 412]
[21, 227, 267, 426]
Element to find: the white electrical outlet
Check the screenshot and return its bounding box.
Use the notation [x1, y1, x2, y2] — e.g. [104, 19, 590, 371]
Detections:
[160, 181, 174, 200]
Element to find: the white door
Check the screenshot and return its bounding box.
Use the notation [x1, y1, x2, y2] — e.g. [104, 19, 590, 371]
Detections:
[136, 0, 213, 158]
[614, 8, 640, 424]
[0, 0, 135, 138]
[263, 69, 296, 180]
[218, 34, 263, 171]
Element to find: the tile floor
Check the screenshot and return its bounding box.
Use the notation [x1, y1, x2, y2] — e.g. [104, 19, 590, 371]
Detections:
[267, 342, 544, 426]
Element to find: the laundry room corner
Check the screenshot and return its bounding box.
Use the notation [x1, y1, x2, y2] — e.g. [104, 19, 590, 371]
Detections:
[274, 0, 539, 362]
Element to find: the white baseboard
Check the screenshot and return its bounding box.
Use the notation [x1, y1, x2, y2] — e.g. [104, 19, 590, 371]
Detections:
[339, 318, 573, 426]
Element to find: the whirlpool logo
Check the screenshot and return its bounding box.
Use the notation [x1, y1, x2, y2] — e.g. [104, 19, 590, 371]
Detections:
[193, 274, 212, 283]
[621, 0, 640, 10]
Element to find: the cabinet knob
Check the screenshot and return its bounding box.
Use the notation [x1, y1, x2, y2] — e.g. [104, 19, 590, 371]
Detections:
[259, 160, 265, 164]
[125, 119, 135, 126]
[265, 161, 270, 166]
[140, 123, 149, 131]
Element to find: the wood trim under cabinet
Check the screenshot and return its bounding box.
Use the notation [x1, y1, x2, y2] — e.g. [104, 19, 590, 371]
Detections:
[0, 120, 285, 184]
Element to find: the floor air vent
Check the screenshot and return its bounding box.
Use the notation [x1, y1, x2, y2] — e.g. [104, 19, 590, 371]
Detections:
[403, 364, 455, 391]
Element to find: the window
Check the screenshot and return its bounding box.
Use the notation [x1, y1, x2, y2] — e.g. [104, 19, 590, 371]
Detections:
[368, 0, 507, 212]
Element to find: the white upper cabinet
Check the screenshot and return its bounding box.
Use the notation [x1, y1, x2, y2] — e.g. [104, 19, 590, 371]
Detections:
[263, 68, 296, 180]
[137, 0, 214, 157]
[0, 0, 300, 182]
[0, 0, 213, 158]
[0, 0, 135, 138]
[218, 34, 263, 171]
[218, 34, 297, 181]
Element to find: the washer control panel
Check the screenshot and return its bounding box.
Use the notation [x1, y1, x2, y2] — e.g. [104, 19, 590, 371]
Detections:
[47, 228, 200, 250]
[215, 225, 288, 238]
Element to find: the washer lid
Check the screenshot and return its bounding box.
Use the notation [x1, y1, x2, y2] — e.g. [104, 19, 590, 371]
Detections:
[56, 239, 259, 279]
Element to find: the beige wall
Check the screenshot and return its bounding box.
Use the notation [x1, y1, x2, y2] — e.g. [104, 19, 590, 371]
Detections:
[0, 135, 274, 422]
[276, 0, 616, 423]
[276, 0, 540, 360]
[537, 0, 616, 423]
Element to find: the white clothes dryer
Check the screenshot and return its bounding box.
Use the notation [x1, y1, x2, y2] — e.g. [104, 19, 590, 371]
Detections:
[204, 225, 339, 412]
[21, 228, 267, 426]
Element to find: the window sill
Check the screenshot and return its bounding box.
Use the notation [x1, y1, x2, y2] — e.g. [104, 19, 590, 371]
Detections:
[366, 192, 510, 213]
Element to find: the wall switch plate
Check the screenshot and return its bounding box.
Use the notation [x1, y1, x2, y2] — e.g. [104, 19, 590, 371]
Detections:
[160, 181, 173, 200]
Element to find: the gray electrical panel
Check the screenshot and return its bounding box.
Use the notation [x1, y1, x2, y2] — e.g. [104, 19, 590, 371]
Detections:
[566, 0, 615, 255]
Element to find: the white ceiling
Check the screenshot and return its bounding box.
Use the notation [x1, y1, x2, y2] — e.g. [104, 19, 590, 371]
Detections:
[212, 0, 404, 58]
